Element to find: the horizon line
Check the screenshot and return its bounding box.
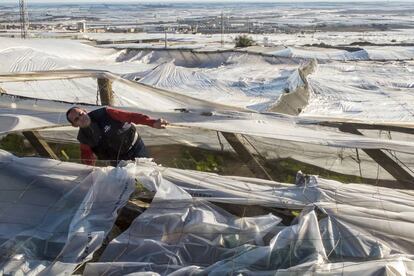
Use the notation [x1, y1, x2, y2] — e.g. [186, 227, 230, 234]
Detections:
[2, 0, 411, 4]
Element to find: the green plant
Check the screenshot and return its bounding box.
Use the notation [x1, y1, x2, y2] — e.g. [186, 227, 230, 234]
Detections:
[235, 35, 255, 48]
[195, 154, 220, 172]
[0, 134, 32, 156]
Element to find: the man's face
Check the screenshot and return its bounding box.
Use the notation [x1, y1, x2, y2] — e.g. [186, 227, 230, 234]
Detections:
[68, 108, 91, 128]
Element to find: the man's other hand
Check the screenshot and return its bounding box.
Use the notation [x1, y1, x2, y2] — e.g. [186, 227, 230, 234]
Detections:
[153, 118, 169, 129]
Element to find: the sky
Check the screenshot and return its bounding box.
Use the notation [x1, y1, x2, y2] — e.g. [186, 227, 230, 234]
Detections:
[5, 0, 413, 3]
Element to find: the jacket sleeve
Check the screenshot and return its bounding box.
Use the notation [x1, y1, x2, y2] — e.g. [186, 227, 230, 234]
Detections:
[106, 107, 156, 127]
[80, 143, 96, 166]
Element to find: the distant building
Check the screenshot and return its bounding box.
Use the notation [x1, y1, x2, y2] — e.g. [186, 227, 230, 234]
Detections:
[77, 22, 86, 33]
[94, 28, 106, 33]
[263, 37, 269, 47]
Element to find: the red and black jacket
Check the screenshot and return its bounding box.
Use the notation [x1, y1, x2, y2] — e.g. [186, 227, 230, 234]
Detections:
[78, 107, 156, 165]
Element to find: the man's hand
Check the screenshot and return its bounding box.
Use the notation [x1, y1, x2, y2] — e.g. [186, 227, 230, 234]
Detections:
[152, 118, 169, 129]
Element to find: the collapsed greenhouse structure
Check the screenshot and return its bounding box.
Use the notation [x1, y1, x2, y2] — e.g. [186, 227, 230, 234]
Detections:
[1, 41, 414, 275]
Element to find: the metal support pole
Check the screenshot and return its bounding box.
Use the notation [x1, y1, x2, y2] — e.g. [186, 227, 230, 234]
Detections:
[221, 132, 272, 180]
[339, 124, 414, 187]
[164, 29, 167, 49]
[19, 0, 29, 39]
[221, 11, 224, 46]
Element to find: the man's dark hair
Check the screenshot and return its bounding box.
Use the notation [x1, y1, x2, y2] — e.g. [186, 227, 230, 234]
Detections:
[66, 106, 80, 124]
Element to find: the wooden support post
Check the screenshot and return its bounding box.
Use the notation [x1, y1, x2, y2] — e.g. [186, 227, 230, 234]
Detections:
[221, 132, 273, 180]
[115, 201, 145, 231]
[97, 77, 114, 106]
[22, 131, 59, 160]
[319, 121, 414, 135]
[339, 124, 414, 187]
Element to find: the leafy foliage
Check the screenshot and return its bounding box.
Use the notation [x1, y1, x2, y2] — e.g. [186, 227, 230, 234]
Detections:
[235, 35, 255, 48]
[0, 134, 32, 156]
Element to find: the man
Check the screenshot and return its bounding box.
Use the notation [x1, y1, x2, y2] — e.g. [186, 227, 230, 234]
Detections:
[66, 106, 168, 166]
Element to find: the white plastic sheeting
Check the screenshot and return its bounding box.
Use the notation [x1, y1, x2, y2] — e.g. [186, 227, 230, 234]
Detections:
[2, 84, 414, 156]
[119, 49, 303, 100]
[0, 38, 121, 73]
[1, 37, 414, 118]
[0, 114, 58, 134]
[135, 57, 302, 111]
[270, 46, 414, 61]
[1, 90, 414, 181]
[0, 38, 305, 112]
[84, 160, 414, 275]
[302, 61, 414, 122]
[0, 150, 135, 275]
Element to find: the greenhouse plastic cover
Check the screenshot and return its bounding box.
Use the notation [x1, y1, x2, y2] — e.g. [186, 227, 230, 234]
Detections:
[1, 80, 414, 156]
[1, 70, 413, 180]
[1, 37, 413, 118]
[1, 32, 414, 275]
[0, 38, 304, 112]
[1, 151, 414, 275]
[0, 150, 135, 275]
[84, 159, 414, 275]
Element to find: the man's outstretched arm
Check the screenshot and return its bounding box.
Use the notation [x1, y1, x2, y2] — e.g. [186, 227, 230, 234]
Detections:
[106, 107, 168, 128]
[80, 143, 96, 165]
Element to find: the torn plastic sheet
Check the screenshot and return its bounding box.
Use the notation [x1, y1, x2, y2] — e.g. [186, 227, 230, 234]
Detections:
[0, 150, 135, 275]
[2, 79, 414, 181]
[158, 165, 414, 255]
[84, 161, 414, 275]
[2, 93, 414, 156]
[85, 256, 414, 275]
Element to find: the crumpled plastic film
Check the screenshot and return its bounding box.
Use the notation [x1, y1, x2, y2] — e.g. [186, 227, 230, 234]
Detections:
[0, 150, 135, 275]
[85, 161, 414, 275]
